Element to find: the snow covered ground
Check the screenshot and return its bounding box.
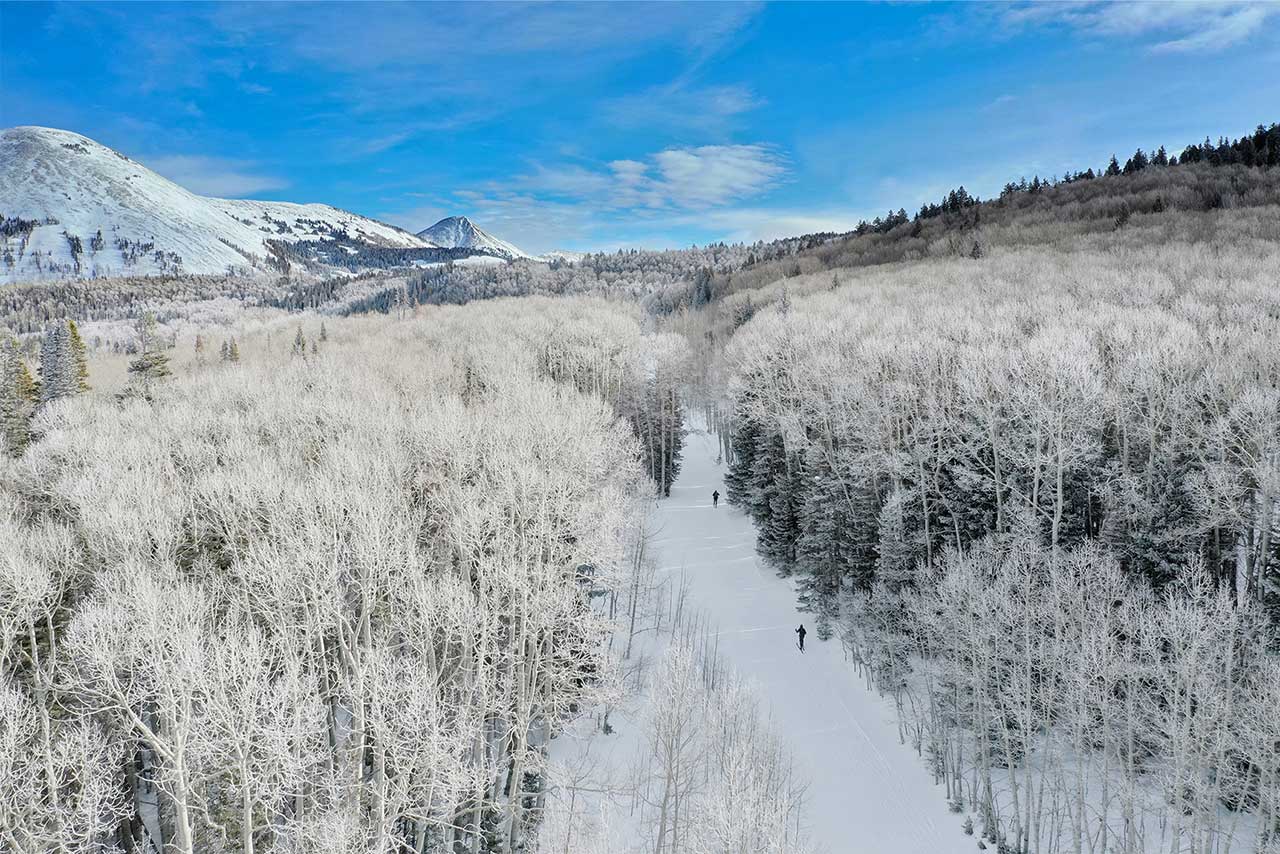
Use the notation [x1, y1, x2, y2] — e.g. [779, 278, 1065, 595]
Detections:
[547, 425, 971, 854]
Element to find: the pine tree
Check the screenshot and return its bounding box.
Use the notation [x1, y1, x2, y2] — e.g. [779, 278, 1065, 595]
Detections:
[292, 326, 307, 357]
[0, 337, 35, 454]
[66, 318, 91, 392]
[875, 486, 923, 589]
[13, 349, 37, 408]
[228, 338, 241, 363]
[1122, 148, 1149, 174]
[1104, 155, 1122, 177]
[692, 267, 713, 307]
[220, 339, 230, 362]
[38, 322, 75, 405]
[756, 437, 806, 575]
[319, 322, 328, 342]
[724, 413, 761, 510]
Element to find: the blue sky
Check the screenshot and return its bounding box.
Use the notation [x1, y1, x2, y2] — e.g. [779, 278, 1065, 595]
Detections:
[2, 1, 1278, 253]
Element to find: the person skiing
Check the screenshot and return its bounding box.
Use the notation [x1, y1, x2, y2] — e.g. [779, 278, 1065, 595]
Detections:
[795, 623, 807, 652]
[712, 490, 720, 508]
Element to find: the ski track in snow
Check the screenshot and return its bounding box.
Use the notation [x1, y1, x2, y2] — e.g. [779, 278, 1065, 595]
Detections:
[650, 428, 970, 854]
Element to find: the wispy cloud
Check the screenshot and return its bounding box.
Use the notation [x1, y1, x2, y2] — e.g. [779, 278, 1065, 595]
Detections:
[145, 154, 287, 198]
[601, 83, 763, 134]
[510, 143, 787, 211]
[207, 2, 764, 117]
[1147, 3, 1274, 53]
[982, 94, 1018, 112]
[380, 142, 792, 253]
[358, 132, 413, 157]
[998, 0, 1277, 53]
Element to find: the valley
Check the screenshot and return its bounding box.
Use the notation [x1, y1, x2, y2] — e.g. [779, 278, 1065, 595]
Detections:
[4, 6, 1280, 851]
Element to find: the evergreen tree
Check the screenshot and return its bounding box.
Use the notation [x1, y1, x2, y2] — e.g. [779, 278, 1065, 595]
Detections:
[724, 412, 761, 509]
[319, 322, 328, 342]
[875, 486, 923, 589]
[228, 338, 241, 363]
[1122, 148, 1149, 174]
[755, 435, 806, 574]
[0, 337, 36, 454]
[38, 322, 75, 405]
[292, 325, 307, 357]
[692, 267, 714, 307]
[66, 318, 91, 392]
[1104, 155, 1122, 177]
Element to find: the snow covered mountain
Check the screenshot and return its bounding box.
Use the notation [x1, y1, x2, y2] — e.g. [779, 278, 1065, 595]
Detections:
[0, 126, 437, 284]
[538, 249, 585, 264]
[416, 216, 531, 261]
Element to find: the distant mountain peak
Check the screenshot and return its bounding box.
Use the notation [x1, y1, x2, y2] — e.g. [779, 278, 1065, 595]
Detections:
[417, 216, 530, 260]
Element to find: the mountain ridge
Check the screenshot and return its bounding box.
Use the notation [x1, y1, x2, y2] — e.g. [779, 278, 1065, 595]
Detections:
[0, 127, 534, 283]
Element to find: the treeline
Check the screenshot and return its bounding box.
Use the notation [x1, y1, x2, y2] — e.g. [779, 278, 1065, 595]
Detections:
[0, 274, 286, 336]
[266, 238, 481, 275]
[717, 229, 1280, 850]
[714, 121, 1280, 300]
[343, 237, 845, 316]
[0, 296, 698, 853]
[993, 123, 1280, 202]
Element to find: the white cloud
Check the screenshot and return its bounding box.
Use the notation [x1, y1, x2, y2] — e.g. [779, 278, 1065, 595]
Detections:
[653, 145, 785, 207]
[1148, 4, 1273, 52]
[508, 143, 787, 212]
[145, 155, 288, 198]
[999, 0, 1277, 53]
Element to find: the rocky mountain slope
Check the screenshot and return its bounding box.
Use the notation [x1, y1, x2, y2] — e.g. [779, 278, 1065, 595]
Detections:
[416, 215, 531, 261]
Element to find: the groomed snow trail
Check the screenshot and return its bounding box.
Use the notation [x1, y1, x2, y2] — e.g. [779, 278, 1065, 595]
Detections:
[654, 428, 970, 854]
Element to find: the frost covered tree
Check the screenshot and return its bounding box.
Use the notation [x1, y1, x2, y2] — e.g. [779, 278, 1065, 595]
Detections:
[713, 237, 1280, 852]
[0, 298, 708, 854]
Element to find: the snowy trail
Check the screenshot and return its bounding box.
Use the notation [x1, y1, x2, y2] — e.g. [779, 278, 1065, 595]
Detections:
[651, 428, 969, 854]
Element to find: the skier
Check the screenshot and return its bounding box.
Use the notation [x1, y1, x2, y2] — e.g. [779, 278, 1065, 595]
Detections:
[712, 489, 720, 508]
[795, 623, 807, 652]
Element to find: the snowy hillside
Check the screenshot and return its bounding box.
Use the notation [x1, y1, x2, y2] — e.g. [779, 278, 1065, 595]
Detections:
[0, 126, 436, 284]
[416, 215, 531, 260]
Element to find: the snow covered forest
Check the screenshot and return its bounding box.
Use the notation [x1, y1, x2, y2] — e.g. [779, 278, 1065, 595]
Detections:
[717, 209, 1280, 851]
[0, 298, 692, 854]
